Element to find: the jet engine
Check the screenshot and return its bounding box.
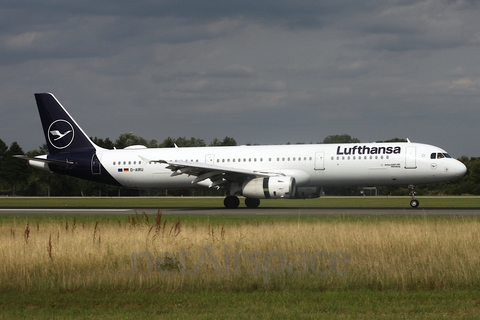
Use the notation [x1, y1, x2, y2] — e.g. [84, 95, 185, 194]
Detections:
[242, 177, 296, 199]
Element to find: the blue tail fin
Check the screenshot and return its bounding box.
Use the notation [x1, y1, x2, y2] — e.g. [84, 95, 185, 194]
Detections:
[35, 93, 98, 155]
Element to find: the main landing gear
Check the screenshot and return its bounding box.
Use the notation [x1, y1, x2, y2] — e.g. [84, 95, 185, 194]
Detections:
[223, 196, 260, 209]
[408, 184, 419, 208]
[245, 197, 260, 208]
[224, 195, 240, 209]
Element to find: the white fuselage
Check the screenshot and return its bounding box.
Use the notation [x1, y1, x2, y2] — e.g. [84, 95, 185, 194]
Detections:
[98, 142, 466, 190]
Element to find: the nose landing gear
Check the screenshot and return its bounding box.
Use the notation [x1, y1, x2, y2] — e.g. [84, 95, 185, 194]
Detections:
[408, 184, 419, 208]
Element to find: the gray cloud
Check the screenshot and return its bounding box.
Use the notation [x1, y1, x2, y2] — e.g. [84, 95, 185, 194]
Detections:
[1, 0, 479, 157]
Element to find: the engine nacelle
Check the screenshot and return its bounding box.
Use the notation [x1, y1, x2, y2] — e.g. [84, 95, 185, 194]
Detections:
[293, 187, 321, 199]
[242, 177, 296, 199]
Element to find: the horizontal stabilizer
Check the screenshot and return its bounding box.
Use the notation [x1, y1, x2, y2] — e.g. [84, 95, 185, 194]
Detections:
[13, 155, 74, 168]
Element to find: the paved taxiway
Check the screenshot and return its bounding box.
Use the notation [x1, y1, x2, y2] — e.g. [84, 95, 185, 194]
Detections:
[1, 207, 480, 216]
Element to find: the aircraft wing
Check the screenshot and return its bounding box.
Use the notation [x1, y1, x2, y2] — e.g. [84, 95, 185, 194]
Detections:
[156, 159, 284, 188]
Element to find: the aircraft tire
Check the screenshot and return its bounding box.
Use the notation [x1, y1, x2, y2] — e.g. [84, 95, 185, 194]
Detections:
[245, 197, 260, 208]
[410, 199, 420, 208]
[224, 195, 240, 209]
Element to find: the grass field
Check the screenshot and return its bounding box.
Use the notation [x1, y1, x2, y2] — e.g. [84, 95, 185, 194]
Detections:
[2, 198, 480, 318]
[1, 195, 480, 208]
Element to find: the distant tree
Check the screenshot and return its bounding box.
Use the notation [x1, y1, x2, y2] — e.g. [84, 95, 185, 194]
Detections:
[159, 137, 206, 148]
[3, 142, 29, 195]
[376, 138, 408, 143]
[22, 148, 52, 196]
[38, 143, 49, 154]
[115, 132, 148, 149]
[0, 139, 8, 192]
[322, 134, 360, 144]
[159, 137, 176, 148]
[176, 137, 206, 147]
[210, 137, 237, 146]
[0, 139, 7, 155]
[451, 157, 480, 195]
[147, 139, 158, 148]
[92, 137, 115, 149]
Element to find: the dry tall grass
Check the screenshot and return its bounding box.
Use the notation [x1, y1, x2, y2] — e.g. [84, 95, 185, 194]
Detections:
[2, 213, 480, 292]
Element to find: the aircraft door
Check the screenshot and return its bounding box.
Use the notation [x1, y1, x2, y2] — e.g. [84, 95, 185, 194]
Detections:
[91, 153, 102, 174]
[205, 154, 215, 165]
[405, 146, 417, 169]
[314, 151, 325, 170]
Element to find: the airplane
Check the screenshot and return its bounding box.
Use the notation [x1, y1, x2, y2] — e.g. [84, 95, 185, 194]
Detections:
[15, 93, 467, 208]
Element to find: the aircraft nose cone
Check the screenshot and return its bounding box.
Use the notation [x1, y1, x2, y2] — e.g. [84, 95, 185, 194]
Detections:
[453, 161, 467, 177]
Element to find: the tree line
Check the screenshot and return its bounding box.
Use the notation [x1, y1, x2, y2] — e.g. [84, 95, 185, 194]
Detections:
[0, 134, 479, 197]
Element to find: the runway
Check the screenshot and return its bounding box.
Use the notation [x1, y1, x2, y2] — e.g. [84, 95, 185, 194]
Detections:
[1, 207, 480, 216]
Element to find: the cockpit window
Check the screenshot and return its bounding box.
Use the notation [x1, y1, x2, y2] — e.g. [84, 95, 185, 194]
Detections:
[431, 152, 452, 159]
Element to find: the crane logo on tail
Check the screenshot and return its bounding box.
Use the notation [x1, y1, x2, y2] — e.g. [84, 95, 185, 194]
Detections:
[48, 120, 74, 149]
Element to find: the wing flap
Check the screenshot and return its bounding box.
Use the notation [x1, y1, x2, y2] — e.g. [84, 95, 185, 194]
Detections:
[157, 159, 284, 186]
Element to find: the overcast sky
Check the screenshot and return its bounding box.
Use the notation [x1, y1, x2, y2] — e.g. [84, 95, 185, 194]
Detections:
[1, 0, 479, 157]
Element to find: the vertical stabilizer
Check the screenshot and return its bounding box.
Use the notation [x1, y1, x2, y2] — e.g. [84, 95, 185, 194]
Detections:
[34, 93, 98, 155]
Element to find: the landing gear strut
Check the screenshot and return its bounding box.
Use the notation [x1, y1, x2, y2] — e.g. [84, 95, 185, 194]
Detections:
[408, 184, 419, 208]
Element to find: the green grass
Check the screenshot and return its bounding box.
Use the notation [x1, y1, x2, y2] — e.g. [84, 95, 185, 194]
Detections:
[1, 195, 480, 208]
[2, 289, 480, 319]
